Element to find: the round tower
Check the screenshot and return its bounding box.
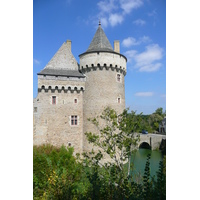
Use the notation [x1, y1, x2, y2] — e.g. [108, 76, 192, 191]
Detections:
[79, 23, 127, 152]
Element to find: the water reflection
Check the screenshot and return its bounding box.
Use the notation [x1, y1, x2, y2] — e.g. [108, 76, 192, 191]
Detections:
[130, 149, 162, 181]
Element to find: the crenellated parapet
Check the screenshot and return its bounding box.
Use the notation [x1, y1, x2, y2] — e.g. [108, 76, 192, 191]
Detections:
[79, 52, 127, 75]
[38, 85, 85, 93]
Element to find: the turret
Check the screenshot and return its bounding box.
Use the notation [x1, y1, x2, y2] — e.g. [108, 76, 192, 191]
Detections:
[79, 23, 127, 152]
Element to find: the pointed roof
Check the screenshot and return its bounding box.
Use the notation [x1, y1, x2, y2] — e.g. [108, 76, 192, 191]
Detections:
[38, 40, 84, 77]
[42, 41, 79, 70]
[85, 23, 114, 53]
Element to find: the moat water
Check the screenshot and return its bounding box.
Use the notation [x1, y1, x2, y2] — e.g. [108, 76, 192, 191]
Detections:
[129, 149, 163, 182]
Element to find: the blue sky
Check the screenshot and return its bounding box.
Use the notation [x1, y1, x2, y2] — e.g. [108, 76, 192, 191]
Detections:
[3, 1, 200, 197]
[33, 0, 166, 114]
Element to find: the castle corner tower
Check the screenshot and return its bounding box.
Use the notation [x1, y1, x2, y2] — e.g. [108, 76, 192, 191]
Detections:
[79, 23, 127, 152]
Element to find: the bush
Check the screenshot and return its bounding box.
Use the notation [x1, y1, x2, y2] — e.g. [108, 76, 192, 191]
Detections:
[33, 144, 89, 199]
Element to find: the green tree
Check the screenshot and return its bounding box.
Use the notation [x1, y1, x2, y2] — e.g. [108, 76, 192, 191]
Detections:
[149, 107, 165, 132]
[84, 107, 142, 199]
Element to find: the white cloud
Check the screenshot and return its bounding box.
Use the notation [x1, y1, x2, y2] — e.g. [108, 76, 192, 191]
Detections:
[124, 50, 137, 62]
[134, 44, 163, 66]
[34, 59, 41, 65]
[124, 44, 164, 72]
[122, 37, 138, 47]
[122, 36, 151, 48]
[96, 0, 143, 28]
[138, 63, 162, 72]
[148, 9, 158, 26]
[120, 0, 143, 14]
[135, 92, 154, 97]
[139, 36, 151, 43]
[133, 19, 146, 26]
[109, 13, 124, 27]
[97, 0, 117, 14]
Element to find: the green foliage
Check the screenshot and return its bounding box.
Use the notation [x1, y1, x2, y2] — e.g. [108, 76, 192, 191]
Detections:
[33, 144, 90, 200]
[33, 107, 166, 200]
[137, 107, 166, 133]
[142, 154, 153, 200]
[152, 155, 166, 200]
[85, 107, 141, 169]
[83, 107, 166, 199]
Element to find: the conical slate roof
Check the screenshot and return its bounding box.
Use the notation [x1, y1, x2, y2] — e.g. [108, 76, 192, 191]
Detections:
[86, 23, 114, 53]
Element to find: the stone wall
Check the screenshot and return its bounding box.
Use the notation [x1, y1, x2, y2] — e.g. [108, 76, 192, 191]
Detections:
[33, 76, 85, 154]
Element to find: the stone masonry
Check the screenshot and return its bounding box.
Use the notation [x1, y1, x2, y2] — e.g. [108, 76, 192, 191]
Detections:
[33, 23, 127, 155]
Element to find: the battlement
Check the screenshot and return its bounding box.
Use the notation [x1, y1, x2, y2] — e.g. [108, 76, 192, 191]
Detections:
[38, 85, 85, 93]
[79, 63, 126, 75]
[79, 52, 127, 75]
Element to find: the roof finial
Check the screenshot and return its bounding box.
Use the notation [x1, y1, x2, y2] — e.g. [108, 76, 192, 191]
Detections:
[99, 20, 101, 26]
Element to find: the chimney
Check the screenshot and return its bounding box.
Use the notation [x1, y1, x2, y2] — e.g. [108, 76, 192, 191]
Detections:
[66, 40, 72, 51]
[114, 40, 120, 53]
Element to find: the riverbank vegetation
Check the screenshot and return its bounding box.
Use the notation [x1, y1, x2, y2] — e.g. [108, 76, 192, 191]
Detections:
[139, 107, 166, 133]
[33, 107, 166, 199]
[33, 145, 166, 199]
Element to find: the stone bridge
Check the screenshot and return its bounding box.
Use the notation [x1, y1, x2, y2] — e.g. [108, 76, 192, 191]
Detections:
[137, 133, 166, 150]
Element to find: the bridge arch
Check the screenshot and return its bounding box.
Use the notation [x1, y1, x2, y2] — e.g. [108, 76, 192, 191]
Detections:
[139, 142, 151, 150]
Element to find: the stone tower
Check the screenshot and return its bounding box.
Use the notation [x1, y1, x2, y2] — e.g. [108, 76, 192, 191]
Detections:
[79, 23, 127, 152]
[33, 40, 86, 154]
[33, 24, 127, 155]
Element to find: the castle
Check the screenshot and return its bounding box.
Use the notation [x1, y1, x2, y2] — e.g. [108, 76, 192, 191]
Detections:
[33, 23, 127, 154]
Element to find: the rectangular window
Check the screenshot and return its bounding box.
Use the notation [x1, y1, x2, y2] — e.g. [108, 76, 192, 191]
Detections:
[34, 107, 37, 112]
[74, 98, 77, 104]
[52, 96, 56, 104]
[117, 74, 121, 82]
[71, 115, 77, 125]
[118, 97, 121, 103]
